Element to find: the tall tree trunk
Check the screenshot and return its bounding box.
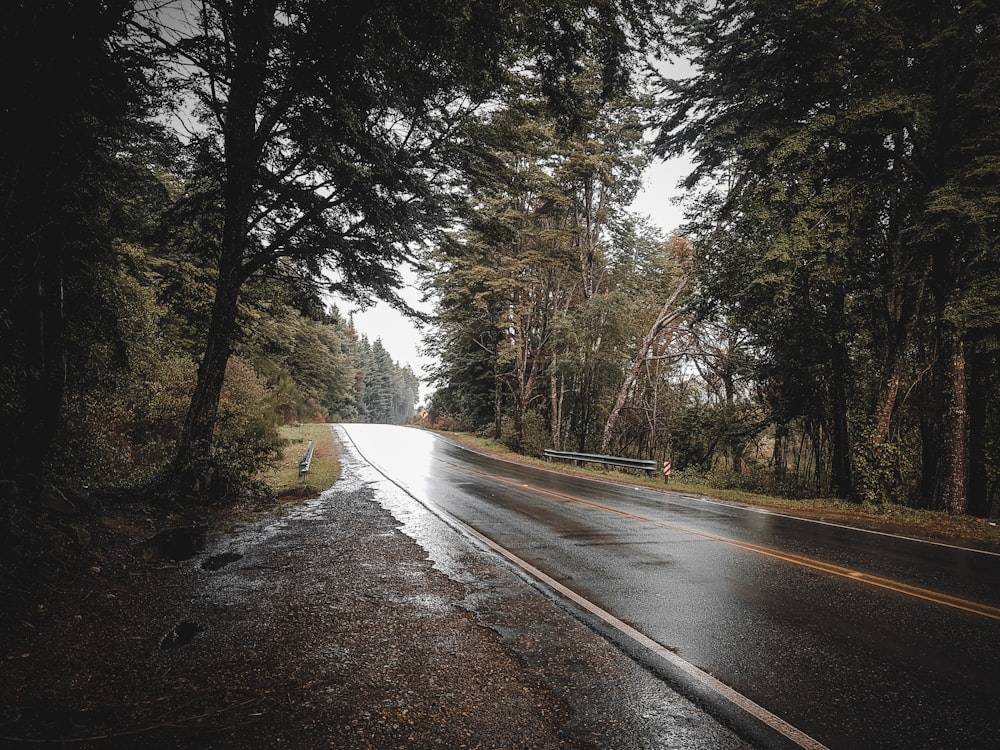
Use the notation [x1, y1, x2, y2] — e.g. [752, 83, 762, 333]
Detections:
[171, 277, 240, 489]
[550, 371, 563, 450]
[967, 341, 992, 517]
[773, 423, 788, 480]
[874, 350, 903, 445]
[875, 255, 930, 444]
[169, 0, 274, 492]
[937, 325, 969, 514]
[829, 292, 852, 498]
[493, 360, 503, 440]
[830, 366, 852, 499]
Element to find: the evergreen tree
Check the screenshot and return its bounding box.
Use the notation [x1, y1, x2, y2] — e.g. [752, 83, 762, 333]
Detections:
[656, 0, 1000, 511]
[363, 339, 396, 425]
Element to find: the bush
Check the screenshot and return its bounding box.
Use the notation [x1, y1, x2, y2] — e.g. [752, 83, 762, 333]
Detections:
[852, 436, 906, 506]
[50, 356, 282, 500]
[501, 410, 550, 457]
[50, 356, 193, 489]
[209, 357, 283, 495]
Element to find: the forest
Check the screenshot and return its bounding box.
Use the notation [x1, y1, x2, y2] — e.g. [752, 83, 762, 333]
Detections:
[1, 0, 997, 516]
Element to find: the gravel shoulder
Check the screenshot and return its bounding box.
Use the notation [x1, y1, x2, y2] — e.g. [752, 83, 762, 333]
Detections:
[1, 432, 752, 749]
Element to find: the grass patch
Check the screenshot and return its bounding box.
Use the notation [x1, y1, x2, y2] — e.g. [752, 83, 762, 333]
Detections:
[261, 422, 340, 497]
[439, 430, 1000, 551]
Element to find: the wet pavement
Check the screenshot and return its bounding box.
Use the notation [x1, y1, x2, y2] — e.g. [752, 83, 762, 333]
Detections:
[339, 424, 1000, 750]
[1, 426, 754, 749]
[322, 427, 757, 749]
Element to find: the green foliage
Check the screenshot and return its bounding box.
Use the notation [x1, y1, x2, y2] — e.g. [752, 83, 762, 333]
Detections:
[51, 354, 283, 496]
[427, 56, 663, 454]
[656, 0, 1000, 511]
[208, 358, 284, 497]
[245, 298, 353, 423]
[502, 410, 551, 458]
[850, 424, 911, 507]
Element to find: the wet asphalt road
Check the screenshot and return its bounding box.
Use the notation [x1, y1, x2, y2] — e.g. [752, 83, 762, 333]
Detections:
[338, 424, 1000, 750]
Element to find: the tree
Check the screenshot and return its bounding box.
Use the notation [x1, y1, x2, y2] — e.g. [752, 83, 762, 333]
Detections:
[0, 1, 152, 498]
[426, 59, 655, 451]
[133, 0, 668, 493]
[656, 0, 1000, 511]
[601, 234, 689, 454]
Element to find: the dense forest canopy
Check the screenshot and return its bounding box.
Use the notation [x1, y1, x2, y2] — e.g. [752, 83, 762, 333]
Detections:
[653, 0, 1000, 514]
[425, 0, 1000, 516]
[0, 0, 996, 517]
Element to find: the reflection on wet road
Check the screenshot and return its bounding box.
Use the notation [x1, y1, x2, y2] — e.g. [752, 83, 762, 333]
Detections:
[338, 424, 1000, 750]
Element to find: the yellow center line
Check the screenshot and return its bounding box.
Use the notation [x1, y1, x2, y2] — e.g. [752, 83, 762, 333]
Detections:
[470, 468, 1000, 622]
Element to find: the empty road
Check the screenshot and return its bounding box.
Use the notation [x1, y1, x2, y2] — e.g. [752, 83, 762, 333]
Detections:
[338, 424, 1000, 750]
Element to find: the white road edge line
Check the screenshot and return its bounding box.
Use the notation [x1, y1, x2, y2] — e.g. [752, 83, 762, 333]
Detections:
[435, 430, 999, 558]
[727, 503, 1000, 558]
[453, 516, 831, 750]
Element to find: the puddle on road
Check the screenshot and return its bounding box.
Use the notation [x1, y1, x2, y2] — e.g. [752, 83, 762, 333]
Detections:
[159, 620, 204, 649]
[380, 488, 475, 584]
[201, 552, 243, 571]
[343, 450, 475, 584]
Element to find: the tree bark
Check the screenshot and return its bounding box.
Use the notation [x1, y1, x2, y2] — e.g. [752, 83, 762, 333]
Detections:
[830, 366, 852, 499]
[493, 359, 503, 441]
[967, 342, 992, 517]
[937, 325, 969, 514]
[550, 371, 563, 450]
[171, 278, 240, 489]
[773, 423, 788, 480]
[874, 253, 930, 445]
[829, 292, 852, 499]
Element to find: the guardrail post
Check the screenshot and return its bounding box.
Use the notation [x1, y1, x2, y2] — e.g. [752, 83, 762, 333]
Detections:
[298, 440, 315, 483]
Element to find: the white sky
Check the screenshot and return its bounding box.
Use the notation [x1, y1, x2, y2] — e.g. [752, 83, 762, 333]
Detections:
[337, 153, 695, 405]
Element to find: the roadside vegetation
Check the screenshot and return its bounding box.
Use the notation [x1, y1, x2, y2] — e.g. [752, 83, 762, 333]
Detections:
[441, 430, 1000, 551]
[261, 424, 340, 499]
[1, 2, 996, 541]
[422, 3, 1000, 521]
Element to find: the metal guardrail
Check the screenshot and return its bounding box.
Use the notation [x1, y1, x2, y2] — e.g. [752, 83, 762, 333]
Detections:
[298, 440, 315, 482]
[544, 449, 657, 474]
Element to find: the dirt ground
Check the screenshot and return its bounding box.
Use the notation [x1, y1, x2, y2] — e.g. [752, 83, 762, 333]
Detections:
[0, 446, 753, 749]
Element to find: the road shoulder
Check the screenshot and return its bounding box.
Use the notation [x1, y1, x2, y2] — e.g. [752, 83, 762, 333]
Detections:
[1, 431, 752, 749]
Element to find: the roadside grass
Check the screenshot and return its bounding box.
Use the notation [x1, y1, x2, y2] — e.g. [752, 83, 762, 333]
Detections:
[438, 430, 1000, 551]
[261, 422, 340, 497]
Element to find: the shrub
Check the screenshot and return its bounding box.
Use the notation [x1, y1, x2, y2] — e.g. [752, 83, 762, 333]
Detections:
[209, 357, 283, 496]
[50, 356, 281, 500]
[501, 410, 550, 457]
[852, 436, 906, 506]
